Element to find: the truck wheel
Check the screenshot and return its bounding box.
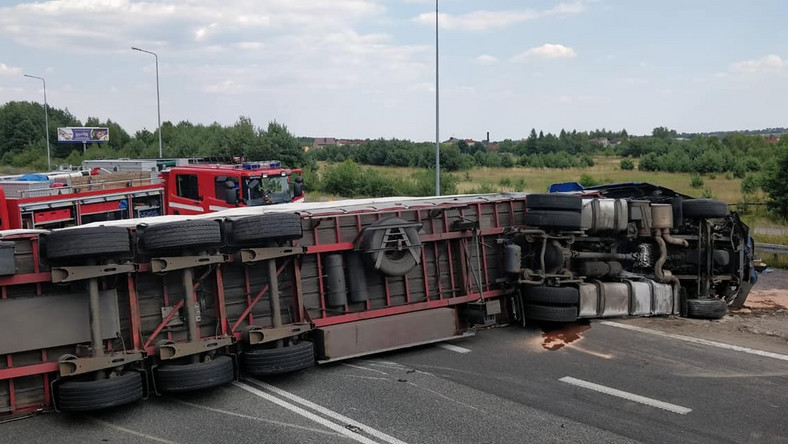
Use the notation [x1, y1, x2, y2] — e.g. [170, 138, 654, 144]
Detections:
[155, 355, 234, 392]
[57, 372, 143, 412]
[45, 227, 131, 262]
[227, 213, 302, 246]
[524, 303, 578, 322]
[682, 199, 729, 219]
[362, 217, 421, 276]
[526, 194, 582, 212]
[524, 210, 582, 231]
[686, 298, 727, 319]
[242, 341, 315, 376]
[522, 286, 579, 304]
[140, 220, 222, 252]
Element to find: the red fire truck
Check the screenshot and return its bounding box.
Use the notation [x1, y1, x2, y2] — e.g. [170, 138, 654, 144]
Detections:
[0, 159, 304, 230]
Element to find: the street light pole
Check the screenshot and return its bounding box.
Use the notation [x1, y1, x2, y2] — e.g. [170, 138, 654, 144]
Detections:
[131, 47, 163, 158]
[24, 74, 51, 170]
[435, 0, 440, 196]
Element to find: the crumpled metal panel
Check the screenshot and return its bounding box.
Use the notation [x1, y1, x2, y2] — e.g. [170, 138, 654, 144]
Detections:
[578, 283, 599, 318]
[582, 199, 628, 233]
[650, 281, 674, 315]
[627, 280, 652, 316]
[599, 282, 629, 317]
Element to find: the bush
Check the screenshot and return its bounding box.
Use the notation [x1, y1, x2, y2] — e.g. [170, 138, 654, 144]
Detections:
[513, 178, 527, 192]
[690, 174, 704, 189]
[741, 174, 761, 195]
[620, 158, 635, 170]
[579, 174, 598, 187]
[499, 177, 513, 188]
[701, 186, 715, 199]
[469, 183, 498, 194]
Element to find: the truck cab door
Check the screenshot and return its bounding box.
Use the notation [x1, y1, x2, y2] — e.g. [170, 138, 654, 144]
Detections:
[168, 173, 204, 215]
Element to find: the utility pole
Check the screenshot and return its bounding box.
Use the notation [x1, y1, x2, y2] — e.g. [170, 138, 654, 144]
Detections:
[132, 47, 163, 158]
[435, 0, 440, 196]
[24, 74, 51, 170]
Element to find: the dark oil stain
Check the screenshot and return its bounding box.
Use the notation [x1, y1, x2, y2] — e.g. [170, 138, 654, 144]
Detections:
[541, 320, 591, 351]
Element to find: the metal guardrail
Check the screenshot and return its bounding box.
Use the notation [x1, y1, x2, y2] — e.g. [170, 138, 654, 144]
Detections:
[755, 243, 788, 255]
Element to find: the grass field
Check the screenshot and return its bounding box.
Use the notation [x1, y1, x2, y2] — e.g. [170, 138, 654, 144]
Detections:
[366, 156, 758, 204]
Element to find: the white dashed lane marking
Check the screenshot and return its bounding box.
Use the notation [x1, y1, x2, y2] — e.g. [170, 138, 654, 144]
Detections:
[559, 377, 692, 415]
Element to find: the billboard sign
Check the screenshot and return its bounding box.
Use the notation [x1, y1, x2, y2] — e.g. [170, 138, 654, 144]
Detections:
[57, 127, 110, 143]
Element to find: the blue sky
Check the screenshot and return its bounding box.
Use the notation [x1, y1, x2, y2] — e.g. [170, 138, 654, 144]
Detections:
[1, 0, 786, 141]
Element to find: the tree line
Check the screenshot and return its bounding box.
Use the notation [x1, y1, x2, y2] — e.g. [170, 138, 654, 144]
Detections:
[3, 100, 788, 218]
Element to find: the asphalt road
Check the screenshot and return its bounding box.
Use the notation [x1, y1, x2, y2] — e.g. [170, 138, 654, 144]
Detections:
[2, 319, 786, 444]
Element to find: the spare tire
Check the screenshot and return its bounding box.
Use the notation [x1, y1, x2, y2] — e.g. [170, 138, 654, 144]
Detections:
[527, 194, 582, 212]
[682, 199, 728, 219]
[45, 226, 131, 262]
[522, 286, 579, 305]
[686, 298, 727, 319]
[523, 303, 578, 322]
[361, 217, 421, 276]
[140, 220, 222, 251]
[227, 213, 303, 246]
[525, 210, 582, 231]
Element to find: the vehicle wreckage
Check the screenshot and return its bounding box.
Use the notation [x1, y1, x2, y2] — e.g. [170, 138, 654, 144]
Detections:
[0, 182, 756, 416]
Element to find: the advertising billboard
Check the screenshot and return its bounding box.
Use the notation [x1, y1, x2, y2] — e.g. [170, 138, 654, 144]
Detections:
[57, 127, 110, 143]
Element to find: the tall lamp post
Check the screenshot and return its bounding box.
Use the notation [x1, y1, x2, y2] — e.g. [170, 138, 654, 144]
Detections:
[131, 46, 163, 158]
[24, 74, 51, 170]
[434, 0, 440, 196]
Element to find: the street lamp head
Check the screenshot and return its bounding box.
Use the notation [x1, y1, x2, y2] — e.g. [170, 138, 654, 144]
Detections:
[131, 46, 140, 51]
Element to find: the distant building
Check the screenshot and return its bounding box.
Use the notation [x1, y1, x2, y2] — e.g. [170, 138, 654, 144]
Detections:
[337, 139, 365, 146]
[313, 137, 337, 149]
[590, 137, 611, 147]
[765, 135, 780, 144]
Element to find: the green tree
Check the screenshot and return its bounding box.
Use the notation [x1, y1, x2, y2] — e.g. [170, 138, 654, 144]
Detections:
[762, 147, 788, 218]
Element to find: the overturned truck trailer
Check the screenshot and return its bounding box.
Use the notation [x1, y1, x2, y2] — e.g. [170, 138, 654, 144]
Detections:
[0, 185, 755, 416]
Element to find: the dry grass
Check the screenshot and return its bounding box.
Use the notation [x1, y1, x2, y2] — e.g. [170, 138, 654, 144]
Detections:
[366, 158, 750, 204]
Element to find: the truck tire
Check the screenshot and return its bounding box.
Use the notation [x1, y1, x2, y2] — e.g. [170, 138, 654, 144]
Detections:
[227, 213, 302, 246]
[155, 355, 234, 392]
[242, 341, 315, 376]
[524, 303, 578, 322]
[526, 194, 582, 212]
[522, 286, 579, 304]
[362, 217, 421, 276]
[524, 210, 582, 231]
[57, 372, 143, 412]
[682, 199, 728, 219]
[45, 227, 131, 262]
[686, 298, 727, 319]
[140, 220, 222, 251]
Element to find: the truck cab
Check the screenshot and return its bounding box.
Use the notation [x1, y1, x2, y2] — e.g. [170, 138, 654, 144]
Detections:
[162, 161, 304, 216]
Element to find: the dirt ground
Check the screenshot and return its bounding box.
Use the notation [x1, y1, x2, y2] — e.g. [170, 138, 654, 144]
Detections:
[619, 269, 788, 355]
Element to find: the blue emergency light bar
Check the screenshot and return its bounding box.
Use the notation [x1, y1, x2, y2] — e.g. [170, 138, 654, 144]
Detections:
[241, 161, 282, 170]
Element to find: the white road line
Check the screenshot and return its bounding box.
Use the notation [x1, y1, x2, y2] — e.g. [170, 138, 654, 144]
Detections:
[173, 399, 344, 437]
[600, 321, 788, 362]
[247, 378, 409, 444]
[437, 343, 471, 354]
[90, 418, 177, 443]
[559, 377, 692, 415]
[233, 382, 378, 444]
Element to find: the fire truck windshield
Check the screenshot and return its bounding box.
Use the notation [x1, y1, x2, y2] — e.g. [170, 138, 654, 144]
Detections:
[243, 175, 290, 205]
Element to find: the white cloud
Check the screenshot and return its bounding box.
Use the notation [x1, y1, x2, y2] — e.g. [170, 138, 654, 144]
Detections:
[0, 62, 22, 76]
[194, 23, 218, 42]
[511, 44, 577, 61]
[474, 54, 498, 65]
[412, 1, 587, 32]
[730, 54, 787, 73]
[0, 0, 426, 97]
